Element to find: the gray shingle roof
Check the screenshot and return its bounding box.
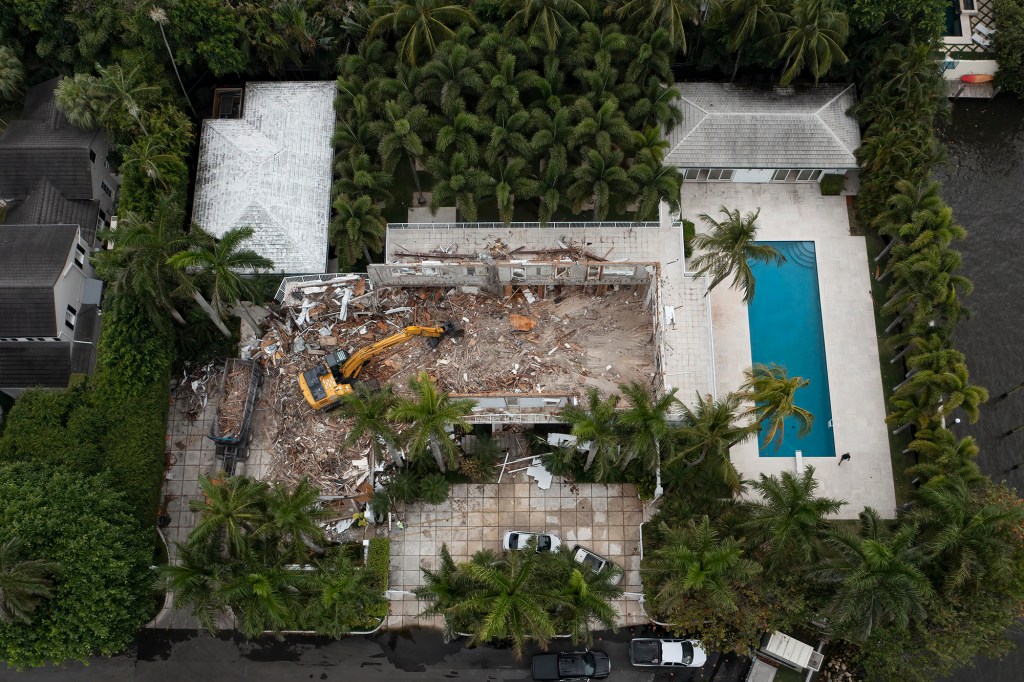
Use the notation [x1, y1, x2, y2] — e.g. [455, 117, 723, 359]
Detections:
[191, 82, 336, 274]
[665, 83, 860, 169]
[0, 342, 72, 389]
[5, 180, 100, 245]
[0, 225, 77, 337]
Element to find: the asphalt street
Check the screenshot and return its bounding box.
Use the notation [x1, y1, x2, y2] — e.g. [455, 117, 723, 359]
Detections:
[1, 627, 751, 682]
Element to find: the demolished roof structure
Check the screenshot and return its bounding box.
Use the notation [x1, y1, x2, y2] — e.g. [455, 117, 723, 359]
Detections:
[191, 81, 335, 274]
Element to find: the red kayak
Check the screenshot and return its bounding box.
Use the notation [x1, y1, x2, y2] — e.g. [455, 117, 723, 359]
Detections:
[961, 74, 995, 83]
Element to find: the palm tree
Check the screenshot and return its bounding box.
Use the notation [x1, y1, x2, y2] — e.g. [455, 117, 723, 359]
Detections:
[159, 537, 229, 633]
[905, 428, 982, 486]
[425, 152, 492, 221]
[454, 549, 561, 659]
[121, 137, 175, 189]
[93, 62, 160, 134]
[505, 0, 590, 52]
[810, 507, 931, 642]
[369, 0, 477, 66]
[167, 225, 275, 337]
[416, 544, 477, 638]
[484, 109, 534, 167]
[667, 392, 755, 493]
[477, 53, 542, 122]
[0, 536, 59, 625]
[148, 7, 197, 117]
[739, 363, 814, 451]
[531, 98, 573, 175]
[0, 46, 24, 103]
[777, 0, 849, 86]
[490, 157, 539, 225]
[628, 154, 682, 221]
[434, 111, 484, 164]
[389, 371, 474, 472]
[222, 562, 304, 638]
[625, 29, 674, 86]
[371, 99, 429, 196]
[536, 162, 570, 225]
[743, 467, 844, 572]
[626, 80, 683, 134]
[690, 206, 785, 304]
[54, 73, 103, 129]
[190, 475, 270, 559]
[416, 42, 483, 117]
[92, 197, 192, 328]
[725, 0, 783, 81]
[334, 152, 393, 204]
[618, 0, 701, 55]
[331, 193, 386, 267]
[342, 383, 400, 478]
[911, 477, 1022, 595]
[567, 148, 636, 220]
[264, 479, 328, 562]
[645, 516, 762, 618]
[617, 382, 679, 475]
[560, 387, 621, 481]
[306, 553, 386, 637]
[569, 97, 632, 156]
[548, 554, 620, 645]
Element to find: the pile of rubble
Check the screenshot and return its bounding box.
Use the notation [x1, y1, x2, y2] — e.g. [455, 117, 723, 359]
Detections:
[217, 363, 251, 439]
[244, 273, 654, 496]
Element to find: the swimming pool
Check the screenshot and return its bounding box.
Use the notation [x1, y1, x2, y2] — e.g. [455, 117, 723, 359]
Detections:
[746, 241, 835, 458]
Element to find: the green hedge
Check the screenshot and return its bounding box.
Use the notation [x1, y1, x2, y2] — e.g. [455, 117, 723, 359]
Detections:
[994, 0, 1024, 96]
[683, 219, 696, 258]
[819, 173, 846, 196]
[363, 537, 390, 623]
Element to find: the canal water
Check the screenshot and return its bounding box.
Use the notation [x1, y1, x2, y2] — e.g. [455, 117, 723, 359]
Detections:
[935, 97, 1024, 680]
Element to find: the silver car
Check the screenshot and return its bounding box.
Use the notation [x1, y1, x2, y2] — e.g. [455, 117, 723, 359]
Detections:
[572, 545, 623, 585]
[503, 531, 562, 552]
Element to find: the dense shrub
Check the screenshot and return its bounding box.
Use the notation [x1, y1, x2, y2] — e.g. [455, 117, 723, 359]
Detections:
[364, 538, 391, 624]
[682, 219, 696, 258]
[993, 0, 1024, 96]
[819, 173, 846, 195]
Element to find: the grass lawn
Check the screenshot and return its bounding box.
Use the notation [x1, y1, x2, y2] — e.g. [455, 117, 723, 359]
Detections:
[863, 228, 915, 506]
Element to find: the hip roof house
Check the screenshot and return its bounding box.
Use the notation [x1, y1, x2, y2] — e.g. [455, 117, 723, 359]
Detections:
[664, 83, 860, 184]
[191, 82, 336, 274]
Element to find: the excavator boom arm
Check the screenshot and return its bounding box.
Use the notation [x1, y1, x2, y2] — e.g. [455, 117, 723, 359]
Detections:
[340, 325, 446, 379]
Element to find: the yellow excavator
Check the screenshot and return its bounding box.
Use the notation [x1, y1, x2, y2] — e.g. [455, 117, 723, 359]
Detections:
[299, 323, 461, 410]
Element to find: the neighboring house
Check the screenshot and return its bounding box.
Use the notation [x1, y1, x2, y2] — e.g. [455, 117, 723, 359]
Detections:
[0, 225, 103, 399]
[664, 83, 860, 184]
[191, 81, 336, 274]
[0, 77, 120, 246]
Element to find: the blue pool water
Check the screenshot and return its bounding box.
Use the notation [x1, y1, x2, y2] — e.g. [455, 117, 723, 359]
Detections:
[746, 241, 835, 458]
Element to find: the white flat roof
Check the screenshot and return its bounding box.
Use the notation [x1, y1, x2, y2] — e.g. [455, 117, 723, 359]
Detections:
[191, 82, 335, 274]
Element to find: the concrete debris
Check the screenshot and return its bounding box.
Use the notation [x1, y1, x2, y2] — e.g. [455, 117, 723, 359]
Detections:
[174, 361, 218, 422]
[510, 314, 537, 332]
[218, 364, 251, 438]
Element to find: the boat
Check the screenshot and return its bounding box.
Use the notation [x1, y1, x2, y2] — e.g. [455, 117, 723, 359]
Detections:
[961, 74, 995, 83]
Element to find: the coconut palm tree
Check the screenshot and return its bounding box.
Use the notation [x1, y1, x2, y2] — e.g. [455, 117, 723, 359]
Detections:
[148, 7, 196, 116]
[167, 225, 274, 337]
[92, 197, 193, 328]
[390, 371, 474, 472]
[560, 387, 621, 481]
[331, 193, 386, 267]
[667, 392, 755, 493]
[905, 428, 983, 486]
[505, 0, 591, 53]
[739, 363, 814, 451]
[724, 0, 784, 81]
[222, 561, 305, 638]
[159, 537, 230, 632]
[645, 516, 762, 618]
[416, 544, 477, 638]
[121, 137, 175, 190]
[371, 99, 429, 196]
[0, 536, 59, 625]
[810, 507, 931, 642]
[567, 148, 636, 220]
[369, 0, 478, 66]
[546, 550, 620, 645]
[0, 46, 24, 103]
[777, 0, 849, 86]
[306, 553, 386, 637]
[617, 0, 701, 55]
[690, 206, 785, 304]
[887, 389, 942, 436]
[190, 475, 271, 559]
[342, 384, 400, 474]
[490, 156, 539, 225]
[416, 42, 484, 116]
[454, 549, 561, 659]
[912, 477, 1022, 595]
[617, 382, 679, 475]
[264, 478, 328, 562]
[743, 467, 844, 572]
[93, 62, 160, 134]
[426, 152, 492, 221]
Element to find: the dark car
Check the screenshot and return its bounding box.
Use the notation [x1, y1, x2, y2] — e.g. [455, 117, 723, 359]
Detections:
[531, 650, 611, 681]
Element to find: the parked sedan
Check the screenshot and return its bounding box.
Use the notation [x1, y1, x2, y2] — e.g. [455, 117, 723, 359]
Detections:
[503, 530, 561, 552]
[630, 638, 707, 668]
[532, 650, 610, 680]
[572, 545, 623, 585]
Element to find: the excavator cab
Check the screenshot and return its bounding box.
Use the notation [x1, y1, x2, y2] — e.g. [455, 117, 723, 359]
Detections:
[324, 349, 350, 381]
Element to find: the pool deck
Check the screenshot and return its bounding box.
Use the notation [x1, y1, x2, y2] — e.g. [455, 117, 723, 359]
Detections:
[680, 183, 896, 519]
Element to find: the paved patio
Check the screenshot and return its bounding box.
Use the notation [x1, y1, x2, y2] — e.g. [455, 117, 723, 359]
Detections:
[681, 182, 896, 519]
[386, 474, 651, 630]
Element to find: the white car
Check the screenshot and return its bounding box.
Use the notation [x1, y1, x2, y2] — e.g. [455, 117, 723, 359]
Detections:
[629, 638, 707, 668]
[572, 545, 623, 585]
[503, 530, 562, 552]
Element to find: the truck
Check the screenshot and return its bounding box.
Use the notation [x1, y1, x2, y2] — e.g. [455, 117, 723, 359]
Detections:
[298, 322, 460, 410]
[208, 358, 262, 474]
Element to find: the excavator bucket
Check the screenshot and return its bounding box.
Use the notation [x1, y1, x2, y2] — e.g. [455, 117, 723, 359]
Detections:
[427, 321, 464, 348]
